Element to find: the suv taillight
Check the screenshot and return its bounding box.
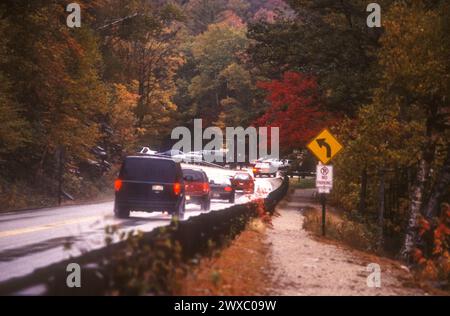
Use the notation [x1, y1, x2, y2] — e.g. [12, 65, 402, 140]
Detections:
[114, 179, 123, 192]
[173, 183, 181, 195]
[202, 182, 210, 193]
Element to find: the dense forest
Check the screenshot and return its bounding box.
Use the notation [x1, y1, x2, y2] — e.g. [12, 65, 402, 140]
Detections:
[0, 0, 292, 209]
[0, 1, 448, 284]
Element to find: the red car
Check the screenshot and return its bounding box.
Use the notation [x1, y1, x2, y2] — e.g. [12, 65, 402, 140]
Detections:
[182, 168, 211, 210]
[231, 172, 255, 194]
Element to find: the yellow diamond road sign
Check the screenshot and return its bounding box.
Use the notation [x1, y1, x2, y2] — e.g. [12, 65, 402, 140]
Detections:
[307, 129, 343, 164]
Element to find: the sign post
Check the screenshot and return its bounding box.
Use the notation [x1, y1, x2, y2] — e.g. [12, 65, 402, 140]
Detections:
[307, 129, 343, 237]
[321, 193, 326, 236]
[315, 164, 333, 236]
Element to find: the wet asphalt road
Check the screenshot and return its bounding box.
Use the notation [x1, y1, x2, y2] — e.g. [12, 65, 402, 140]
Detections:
[0, 177, 281, 283]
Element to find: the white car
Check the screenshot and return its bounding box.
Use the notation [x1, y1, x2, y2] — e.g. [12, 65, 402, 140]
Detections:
[182, 151, 203, 162]
[139, 147, 157, 155]
[253, 162, 278, 178]
[263, 158, 284, 168]
[250, 157, 265, 165]
[172, 152, 186, 162]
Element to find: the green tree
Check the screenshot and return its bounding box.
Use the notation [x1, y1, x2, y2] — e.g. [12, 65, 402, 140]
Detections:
[2, 1, 108, 175]
[107, 83, 139, 154]
[98, 0, 184, 146]
[188, 22, 254, 125]
[0, 73, 30, 156]
[186, 0, 228, 34]
[374, 2, 449, 260]
[0, 15, 29, 157]
[330, 1, 449, 261]
[248, 0, 393, 115]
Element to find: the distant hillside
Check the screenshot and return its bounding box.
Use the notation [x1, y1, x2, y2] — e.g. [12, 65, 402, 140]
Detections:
[181, 0, 292, 30]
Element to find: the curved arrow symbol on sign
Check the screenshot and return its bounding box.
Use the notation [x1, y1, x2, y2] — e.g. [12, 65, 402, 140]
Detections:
[316, 138, 331, 158]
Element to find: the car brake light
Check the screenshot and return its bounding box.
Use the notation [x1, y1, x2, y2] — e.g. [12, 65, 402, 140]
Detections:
[202, 182, 210, 193]
[253, 168, 258, 173]
[224, 186, 232, 192]
[173, 183, 181, 195]
[114, 179, 123, 192]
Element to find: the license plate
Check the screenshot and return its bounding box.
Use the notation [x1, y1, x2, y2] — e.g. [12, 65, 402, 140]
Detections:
[213, 193, 220, 198]
[152, 185, 164, 192]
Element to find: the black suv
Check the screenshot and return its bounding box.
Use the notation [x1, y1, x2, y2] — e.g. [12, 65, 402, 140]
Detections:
[114, 156, 185, 219]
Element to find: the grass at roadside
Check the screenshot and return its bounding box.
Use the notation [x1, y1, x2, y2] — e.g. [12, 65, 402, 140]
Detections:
[302, 207, 379, 253]
[175, 219, 272, 296]
[0, 173, 115, 212]
[289, 177, 315, 189]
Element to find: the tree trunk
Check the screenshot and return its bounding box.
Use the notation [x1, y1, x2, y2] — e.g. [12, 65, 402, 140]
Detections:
[400, 113, 437, 262]
[399, 135, 438, 262]
[378, 169, 385, 250]
[35, 145, 49, 180]
[215, 92, 220, 108]
[424, 144, 450, 219]
[400, 159, 427, 262]
[57, 146, 65, 206]
[359, 167, 367, 213]
[137, 78, 145, 126]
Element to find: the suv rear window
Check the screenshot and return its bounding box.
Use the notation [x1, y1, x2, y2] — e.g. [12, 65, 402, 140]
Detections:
[183, 169, 206, 182]
[120, 157, 177, 183]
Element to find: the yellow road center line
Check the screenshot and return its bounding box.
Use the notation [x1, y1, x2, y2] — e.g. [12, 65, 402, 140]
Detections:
[0, 216, 103, 238]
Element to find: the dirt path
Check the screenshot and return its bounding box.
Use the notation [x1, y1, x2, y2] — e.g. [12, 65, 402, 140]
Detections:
[266, 189, 426, 296]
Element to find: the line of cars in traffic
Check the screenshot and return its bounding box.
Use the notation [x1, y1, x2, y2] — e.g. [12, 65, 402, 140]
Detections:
[147, 147, 291, 171]
[114, 152, 258, 220]
[250, 157, 291, 178]
[151, 148, 225, 163]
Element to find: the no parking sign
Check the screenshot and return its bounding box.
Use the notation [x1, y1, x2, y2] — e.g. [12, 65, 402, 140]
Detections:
[316, 165, 333, 194]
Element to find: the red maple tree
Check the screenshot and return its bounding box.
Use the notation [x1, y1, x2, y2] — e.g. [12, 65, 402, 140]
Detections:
[255, 71, 329, 153]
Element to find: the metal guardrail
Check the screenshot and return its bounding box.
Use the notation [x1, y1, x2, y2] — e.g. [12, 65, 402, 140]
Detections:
[0, 177, 290, 295]
[265, 176, 289, 213]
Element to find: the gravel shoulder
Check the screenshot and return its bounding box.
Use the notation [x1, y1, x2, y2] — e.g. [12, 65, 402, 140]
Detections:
[266, 189, 427, 296]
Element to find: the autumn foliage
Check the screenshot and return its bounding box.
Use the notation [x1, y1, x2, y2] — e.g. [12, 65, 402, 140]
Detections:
[414, 204, 450, 286]
[253, 198, 272, 227]
[255, 71, 330, 153]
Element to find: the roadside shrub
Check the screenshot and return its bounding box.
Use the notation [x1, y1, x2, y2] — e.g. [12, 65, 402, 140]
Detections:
[0, 165, 118, 212]
[302, 208, 378, 252]
[289, 177, 315, 189]
[253, 198, 273, 226]
[413, 203, 450, 290]
[103, 224, 185, 296]
[0, 178, 56, 211]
